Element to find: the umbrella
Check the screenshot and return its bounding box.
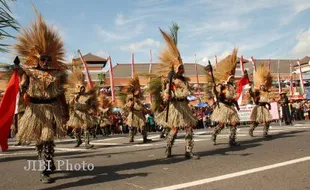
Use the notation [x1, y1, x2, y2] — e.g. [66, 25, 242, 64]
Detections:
[187, 95, 197, 101]
[195, 102, 208, 108]
[112, 107, 121, 113]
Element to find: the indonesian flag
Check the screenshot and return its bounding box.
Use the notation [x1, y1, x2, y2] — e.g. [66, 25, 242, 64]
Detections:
[236, 75, 250, 105]
[0, 70, 19, 151]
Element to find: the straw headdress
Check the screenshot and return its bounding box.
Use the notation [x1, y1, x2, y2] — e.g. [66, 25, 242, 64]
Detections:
[67, 68, 85, 94]
[158, 28, 183, 78]
[254, 64, 273, 89]
[214, 48, 238, 83]
[14, 6, 66, 70]
[126, 74, 141, 94]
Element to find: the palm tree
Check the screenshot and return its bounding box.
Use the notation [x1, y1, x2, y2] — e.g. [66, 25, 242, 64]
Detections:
[169, 22, 179, 45]
[0, 0, 19, 53]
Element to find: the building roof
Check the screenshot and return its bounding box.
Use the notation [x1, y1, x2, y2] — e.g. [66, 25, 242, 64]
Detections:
[244, 59, 293, 74]
[72, 53, 108, 63]
[294, 56, 310, 67]
[106, 63, 207, 78]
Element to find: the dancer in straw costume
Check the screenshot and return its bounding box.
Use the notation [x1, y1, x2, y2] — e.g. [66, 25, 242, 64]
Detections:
[154, 28, 199, 159]
[14, 7, 69, 183]
[97, 88, 113, 132]
[210, 48, 241, 147]
[66, 68, 97, 148]
[249, 64, 273, 138]
[125, 75, 152, 143]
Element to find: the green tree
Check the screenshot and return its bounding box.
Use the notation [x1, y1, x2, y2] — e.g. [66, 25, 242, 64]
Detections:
[98, 73, 105, 84]
[0, 0, 19, 53]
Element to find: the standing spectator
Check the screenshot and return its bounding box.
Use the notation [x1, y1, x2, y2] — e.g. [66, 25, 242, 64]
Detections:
[279, 92, 292, 125]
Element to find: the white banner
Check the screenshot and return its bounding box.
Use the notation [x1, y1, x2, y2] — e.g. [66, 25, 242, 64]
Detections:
[237, 102, 280, 122]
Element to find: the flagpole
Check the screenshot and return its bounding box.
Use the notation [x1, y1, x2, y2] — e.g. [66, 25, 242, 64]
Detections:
[277, 59, 282, 93]
[108, 55, 115, 102]
[250, 56, 257, 72]
[78, 49, 94, 89]
[215, 55, 218, 67]
[194, 54, 200, 98]
[290, 61, 293, 96]
[131, 53, 135, 78]
[240, 55, 244, 75]
[297, 60, 305, 95]
[268, 58, 271, 71]
[149, 50, 153, 102]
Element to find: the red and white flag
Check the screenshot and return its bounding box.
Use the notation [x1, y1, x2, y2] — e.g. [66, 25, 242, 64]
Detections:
[236, 75, 250, 105]
[78, 50, 94, 89]
[0, 70, 20, 152]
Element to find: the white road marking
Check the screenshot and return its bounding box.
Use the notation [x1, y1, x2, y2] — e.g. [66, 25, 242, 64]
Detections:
[89, 142, 124, 146]
[95, 137, 126, 141]
[152, 156, 310, 190]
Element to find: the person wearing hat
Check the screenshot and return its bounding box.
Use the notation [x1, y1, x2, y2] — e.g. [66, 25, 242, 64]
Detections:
[14, 8, 69, 183]
[125, 75, 152, 143]
[248, 64, 273, 138]
[154, 28, 199, 159]
[97, 88, 113, 135]
[66, 69, 97, 149]
[210, 49, 241, 147]
[279, 92, 292, 125]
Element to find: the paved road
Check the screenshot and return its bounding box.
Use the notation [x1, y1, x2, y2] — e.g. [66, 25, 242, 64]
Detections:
[1, 121, 310, 190]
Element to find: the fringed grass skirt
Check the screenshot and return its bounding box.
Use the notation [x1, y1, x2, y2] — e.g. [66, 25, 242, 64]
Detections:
[67, 110, 97, 129]
[126, 111, 146, 129]
[250, 105, 272, 123]
[155, 101, 197, 129]
[17, 102, 66, 142]
[211, 102, 239, 124]
[99, 115, 112, 127]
